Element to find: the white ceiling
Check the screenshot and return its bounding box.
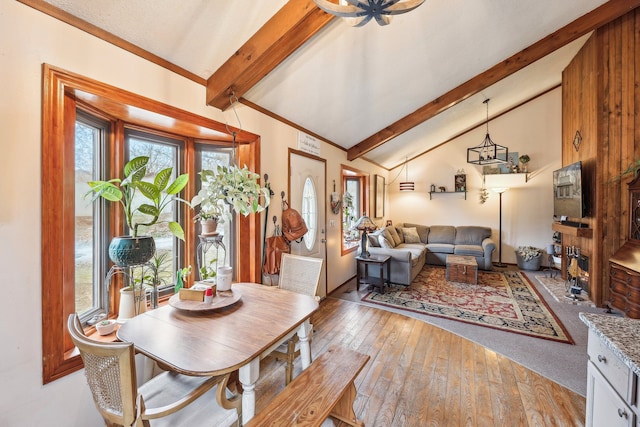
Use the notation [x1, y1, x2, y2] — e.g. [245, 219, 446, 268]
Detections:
[41, 0, 607, 169]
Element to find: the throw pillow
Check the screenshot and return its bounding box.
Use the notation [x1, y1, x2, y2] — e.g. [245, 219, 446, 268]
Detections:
[387, 226, 402, 246]
[379, 227, 396, 248]
[402, 227, 421, 243]
[367, 229, 382, 247]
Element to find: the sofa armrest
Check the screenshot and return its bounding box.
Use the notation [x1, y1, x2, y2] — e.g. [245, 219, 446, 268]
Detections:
[482, 237, 496, 257]
[367, 247, 412, 263]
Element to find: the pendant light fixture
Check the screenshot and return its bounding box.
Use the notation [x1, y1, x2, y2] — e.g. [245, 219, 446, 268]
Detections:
[467, 99, 508, 165]
[313, 0, 425, 27]
[399, 157, 414, 191]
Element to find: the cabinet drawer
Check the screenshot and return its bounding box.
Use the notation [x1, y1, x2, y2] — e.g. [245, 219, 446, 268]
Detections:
[612, 278, 629, 295]
[610, 291, 628, 312]
[588, 329, 631, 399]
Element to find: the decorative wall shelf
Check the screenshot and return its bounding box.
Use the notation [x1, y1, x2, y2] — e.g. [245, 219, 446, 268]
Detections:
[484, 172, 530, 189]
[429, 191, 467, 200]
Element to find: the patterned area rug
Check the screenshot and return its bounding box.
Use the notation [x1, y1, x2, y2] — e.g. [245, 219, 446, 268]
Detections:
[362, 266, 574, 344]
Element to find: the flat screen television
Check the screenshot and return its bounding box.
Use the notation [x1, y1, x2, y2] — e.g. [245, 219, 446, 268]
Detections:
[553, 161, 585, 219]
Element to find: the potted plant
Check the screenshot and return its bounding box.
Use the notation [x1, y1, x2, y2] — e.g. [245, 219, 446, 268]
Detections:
[85, 156, 190, 266]
[515, 246, 543, 270]
[191, 164, 271, 231]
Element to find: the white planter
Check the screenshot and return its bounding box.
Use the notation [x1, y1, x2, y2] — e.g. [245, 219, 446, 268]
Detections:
[117, 288, 146, 323]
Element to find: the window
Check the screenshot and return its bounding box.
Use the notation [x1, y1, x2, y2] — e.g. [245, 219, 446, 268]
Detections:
[301, 176, 317, 250]
[42, 65, 263, 384]
[125, 130, 185, 290]
[74, 113, 110, 320]
[341, 165, 370, 255]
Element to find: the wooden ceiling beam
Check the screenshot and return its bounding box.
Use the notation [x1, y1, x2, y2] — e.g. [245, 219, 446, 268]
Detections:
[206, 0, 334, 110]
[347, 0, 640, 160]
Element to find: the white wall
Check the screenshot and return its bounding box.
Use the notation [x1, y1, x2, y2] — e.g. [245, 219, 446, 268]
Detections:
[388, 89, 562, 265]
[0, 3, 386, 425]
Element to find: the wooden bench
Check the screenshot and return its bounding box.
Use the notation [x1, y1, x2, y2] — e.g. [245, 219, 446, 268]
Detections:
[246, 346, 370, 427]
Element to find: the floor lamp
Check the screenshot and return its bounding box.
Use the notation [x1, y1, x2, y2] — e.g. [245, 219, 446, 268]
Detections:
[492, 187, 508, 268]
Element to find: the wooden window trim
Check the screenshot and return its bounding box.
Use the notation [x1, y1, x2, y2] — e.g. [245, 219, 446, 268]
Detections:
[41, 64, 263, 384]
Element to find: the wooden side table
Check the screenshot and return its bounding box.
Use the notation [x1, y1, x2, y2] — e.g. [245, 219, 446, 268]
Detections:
[356, 255, 391, 293]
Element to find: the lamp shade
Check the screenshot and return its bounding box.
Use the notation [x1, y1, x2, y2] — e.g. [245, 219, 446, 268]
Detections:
[353, 214, 377, 231]
[399, 181, 415, 191]
[491, 187, 508, 194]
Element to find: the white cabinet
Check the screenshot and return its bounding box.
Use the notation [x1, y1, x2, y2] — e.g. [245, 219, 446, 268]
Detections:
[587, 362, 633, 427]
[586, 329, 636, 426]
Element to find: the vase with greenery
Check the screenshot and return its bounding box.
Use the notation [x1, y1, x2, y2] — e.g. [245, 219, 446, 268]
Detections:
[85, 156, 190, 266]
[191, 164, 271, 224]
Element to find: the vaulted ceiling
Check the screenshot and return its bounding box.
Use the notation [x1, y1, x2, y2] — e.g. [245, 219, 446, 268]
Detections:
[22, 0, 640, 169]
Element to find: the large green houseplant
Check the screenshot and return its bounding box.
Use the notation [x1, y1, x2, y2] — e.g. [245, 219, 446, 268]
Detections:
[191, 164, 271, 230]
[86, 155, 190, 266]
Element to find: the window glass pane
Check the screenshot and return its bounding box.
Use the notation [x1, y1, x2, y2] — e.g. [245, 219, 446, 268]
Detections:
[195, 145, 234, 278]
[74, 121, 97, 316]
[126, 132, 182, 286]
[301, 177, 317, 250]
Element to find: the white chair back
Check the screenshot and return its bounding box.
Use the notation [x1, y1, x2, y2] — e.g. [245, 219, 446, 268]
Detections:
[278, 253, 323, 297]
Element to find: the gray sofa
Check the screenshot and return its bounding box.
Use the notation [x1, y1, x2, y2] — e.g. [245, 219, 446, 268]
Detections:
[365, 224, 496, 285]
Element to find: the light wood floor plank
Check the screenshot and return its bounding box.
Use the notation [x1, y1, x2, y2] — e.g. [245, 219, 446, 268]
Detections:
[255, 298, 586, 427]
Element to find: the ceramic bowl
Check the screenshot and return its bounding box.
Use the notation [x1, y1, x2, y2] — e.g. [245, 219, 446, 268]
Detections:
[95, 319, 117, 335]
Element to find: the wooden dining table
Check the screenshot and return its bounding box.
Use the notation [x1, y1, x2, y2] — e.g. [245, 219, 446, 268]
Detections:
[116, 282, 319, 424]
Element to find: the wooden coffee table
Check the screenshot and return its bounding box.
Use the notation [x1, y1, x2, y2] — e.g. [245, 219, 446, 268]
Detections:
[446, 255, 478, 285]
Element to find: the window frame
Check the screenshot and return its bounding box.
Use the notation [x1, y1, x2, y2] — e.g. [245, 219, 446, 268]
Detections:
[340, 165, 370, 256]
[41, 64, 263, 384]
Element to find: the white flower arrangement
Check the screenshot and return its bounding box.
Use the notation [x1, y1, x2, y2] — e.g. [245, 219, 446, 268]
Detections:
[515, 246, 543, 261]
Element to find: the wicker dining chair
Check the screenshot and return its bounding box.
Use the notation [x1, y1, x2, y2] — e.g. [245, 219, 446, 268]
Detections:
[270, 253, 323, 384]
[67, 314, 241, 427]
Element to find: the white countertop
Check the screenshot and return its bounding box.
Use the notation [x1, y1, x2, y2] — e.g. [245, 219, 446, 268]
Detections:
[580, 312, 640, 376]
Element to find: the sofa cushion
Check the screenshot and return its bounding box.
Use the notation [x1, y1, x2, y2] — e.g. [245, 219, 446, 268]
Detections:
[401, 227, 421, 243]
[379, 227, 396, 248]
[454, 244, 484, 257]
[387, 226, 402, 246]
[402, 223, 429, 244]
[367, 229, 382, 247]
[426, 243, 455, 254]
[454, 226, 492, 245]
[396, 243, 425, 266]
[428, 226, 455, 244]
[394, 226, 405, 243]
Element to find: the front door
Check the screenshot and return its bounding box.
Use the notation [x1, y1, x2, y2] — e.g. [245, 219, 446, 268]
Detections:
[288, 149, 327, 298]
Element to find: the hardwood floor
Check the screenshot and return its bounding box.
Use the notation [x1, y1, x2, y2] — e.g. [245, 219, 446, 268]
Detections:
[256, 297, 586, 427]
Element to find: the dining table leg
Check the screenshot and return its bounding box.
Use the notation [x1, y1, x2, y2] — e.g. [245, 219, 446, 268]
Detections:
[239, 357, 260, 424]
[298, 319, 312, 369]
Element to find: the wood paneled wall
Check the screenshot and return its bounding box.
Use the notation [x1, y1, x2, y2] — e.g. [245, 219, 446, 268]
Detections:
[562, 8, 640, 306]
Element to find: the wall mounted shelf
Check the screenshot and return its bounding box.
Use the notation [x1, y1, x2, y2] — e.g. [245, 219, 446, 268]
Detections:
[429, 191, 467, 200]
